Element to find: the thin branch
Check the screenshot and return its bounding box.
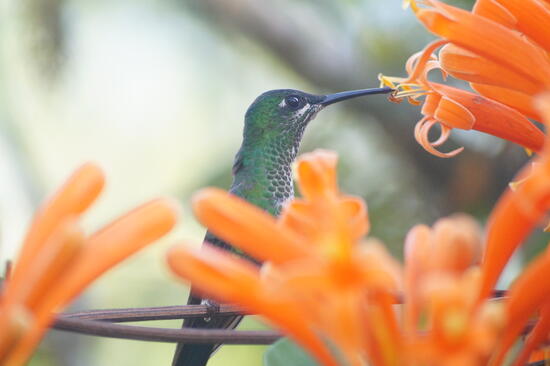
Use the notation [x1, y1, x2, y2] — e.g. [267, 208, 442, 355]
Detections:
[53, 317, 281, 344]
[60, 304, 243, 322]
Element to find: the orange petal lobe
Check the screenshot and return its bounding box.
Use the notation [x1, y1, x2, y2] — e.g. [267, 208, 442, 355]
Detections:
[494, 0, 550, 52]
[167, 244, 261, 301]
[296, 150, 339, 200]
[513, 301, 550, 366]
[431, 83, 545, 152]
[6, 163, 104, 299]
[55, 198, 179, 306]
[434, 96, 475, 130]
[472, 0, 517, 29]
[417, 1, 550, 89]
[438, 44, 541, 96]
[21, 221, 84, 312]
[192, 188, 308, 263]
[492, 249, 550, 365]
[471, 83, 542, 121]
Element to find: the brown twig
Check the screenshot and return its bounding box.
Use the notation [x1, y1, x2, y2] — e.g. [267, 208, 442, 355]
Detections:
[54, 316, 281, 344]
[51, 291, 510, 344]
[60, 304, 243, 322]
[53, 304, 280, 344]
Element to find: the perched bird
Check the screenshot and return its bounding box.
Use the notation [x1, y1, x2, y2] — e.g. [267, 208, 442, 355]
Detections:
[172, 86, 393, 366]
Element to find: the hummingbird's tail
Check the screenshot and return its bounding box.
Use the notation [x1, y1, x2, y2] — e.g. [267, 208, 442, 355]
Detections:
[171, 294, 243, 366]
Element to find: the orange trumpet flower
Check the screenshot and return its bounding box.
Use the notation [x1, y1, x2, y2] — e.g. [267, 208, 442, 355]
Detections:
[0, 163, 179, 365]
[381, 0, 550, 157]
[380, 56, 544, 157]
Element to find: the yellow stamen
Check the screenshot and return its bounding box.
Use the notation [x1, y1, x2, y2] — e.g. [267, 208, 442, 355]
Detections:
[395, 90, 429, 98]
[509, 162, 538, 191]
[378, 74, 398, 89]
[442, 308, 468, 342]
[509, 177, 527, 192]
[402, 0, 419, 12]
[379, 74, 429, 105]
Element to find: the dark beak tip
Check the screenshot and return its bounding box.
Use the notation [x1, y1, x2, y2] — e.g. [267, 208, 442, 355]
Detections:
[321, 86, 395, 106]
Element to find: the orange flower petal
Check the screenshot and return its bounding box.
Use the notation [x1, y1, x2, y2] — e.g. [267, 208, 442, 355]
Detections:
[528, 349, 549, 364]
[403, 224, 432, 333]
[431, 83, 545, 153]
[430, 215, 481, 275]
[492, 249, 550, 366]
[296, 150, 339, 200]
[438, 44, 541, 96]
[536, 92, 550, 127]
[434, 96, 475, 130]
[167, 244, 261, 300]
[414, 117, 464, 158]
[481, 93, 550, 299]
[4, 198, 179, 366]
[281, 197, 368, 244]
[167, 244, 341, 366]
[404, 39, 449, 85]
[493, 0, 550, 52]
[5, 163, 104, 300]
[472, 0, 517, 29]
[20, 221, 84, 312]
[470, 83, 542, 122]
[192, 188, 308, 263]
[54, 198, 179, 306]
[421, 93, 441, 116]
[0, 307, 30, 364]
[416, 1, 550, 90]
[513, 301, 550, 366]
[479, 177, 543, 301]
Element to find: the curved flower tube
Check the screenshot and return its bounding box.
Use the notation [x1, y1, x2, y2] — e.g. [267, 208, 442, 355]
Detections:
[478, 93, 550, 364]
[0, 163, 179, 365]
[480, 94, 550, 300]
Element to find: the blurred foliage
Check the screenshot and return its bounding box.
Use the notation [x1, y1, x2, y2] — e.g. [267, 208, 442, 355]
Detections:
[264, 338, 317, 366]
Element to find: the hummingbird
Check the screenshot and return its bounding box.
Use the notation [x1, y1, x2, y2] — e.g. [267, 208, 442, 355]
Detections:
[172, 86, 393, 366]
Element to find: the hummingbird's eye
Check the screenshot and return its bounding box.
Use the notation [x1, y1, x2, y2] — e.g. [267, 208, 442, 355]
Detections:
[284, 96, 302, 110]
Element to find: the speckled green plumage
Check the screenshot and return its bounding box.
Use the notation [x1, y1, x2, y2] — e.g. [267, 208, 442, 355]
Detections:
[230, 89, 323, 217]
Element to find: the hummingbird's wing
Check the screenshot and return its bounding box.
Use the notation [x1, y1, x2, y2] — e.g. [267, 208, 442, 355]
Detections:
[171, 231, 244, 366]
[171, 297, 243, 366]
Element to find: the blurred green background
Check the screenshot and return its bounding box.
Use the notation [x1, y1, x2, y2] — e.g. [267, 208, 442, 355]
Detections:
[0, 0, 543, 365]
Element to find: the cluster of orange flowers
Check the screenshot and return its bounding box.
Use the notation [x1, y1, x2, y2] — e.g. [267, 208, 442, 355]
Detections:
[166, 1, 550, 366]
[380, 0, 549, 158]
[168, 137, 543, 366]
[0, 164, 178, 365]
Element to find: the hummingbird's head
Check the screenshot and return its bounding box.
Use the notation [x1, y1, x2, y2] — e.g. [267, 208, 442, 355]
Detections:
[243, 87, 393, 145]
[244, 89, 323, 140]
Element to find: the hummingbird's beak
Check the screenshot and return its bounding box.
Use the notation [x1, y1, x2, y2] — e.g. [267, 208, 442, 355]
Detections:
[320, 87, 394, 106]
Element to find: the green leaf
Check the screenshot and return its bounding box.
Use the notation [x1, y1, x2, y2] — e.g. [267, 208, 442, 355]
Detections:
[264, 338, 320, 366]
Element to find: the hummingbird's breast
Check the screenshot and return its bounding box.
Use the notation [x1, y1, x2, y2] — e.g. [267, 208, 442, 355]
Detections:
[230, 139, 297, 217]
